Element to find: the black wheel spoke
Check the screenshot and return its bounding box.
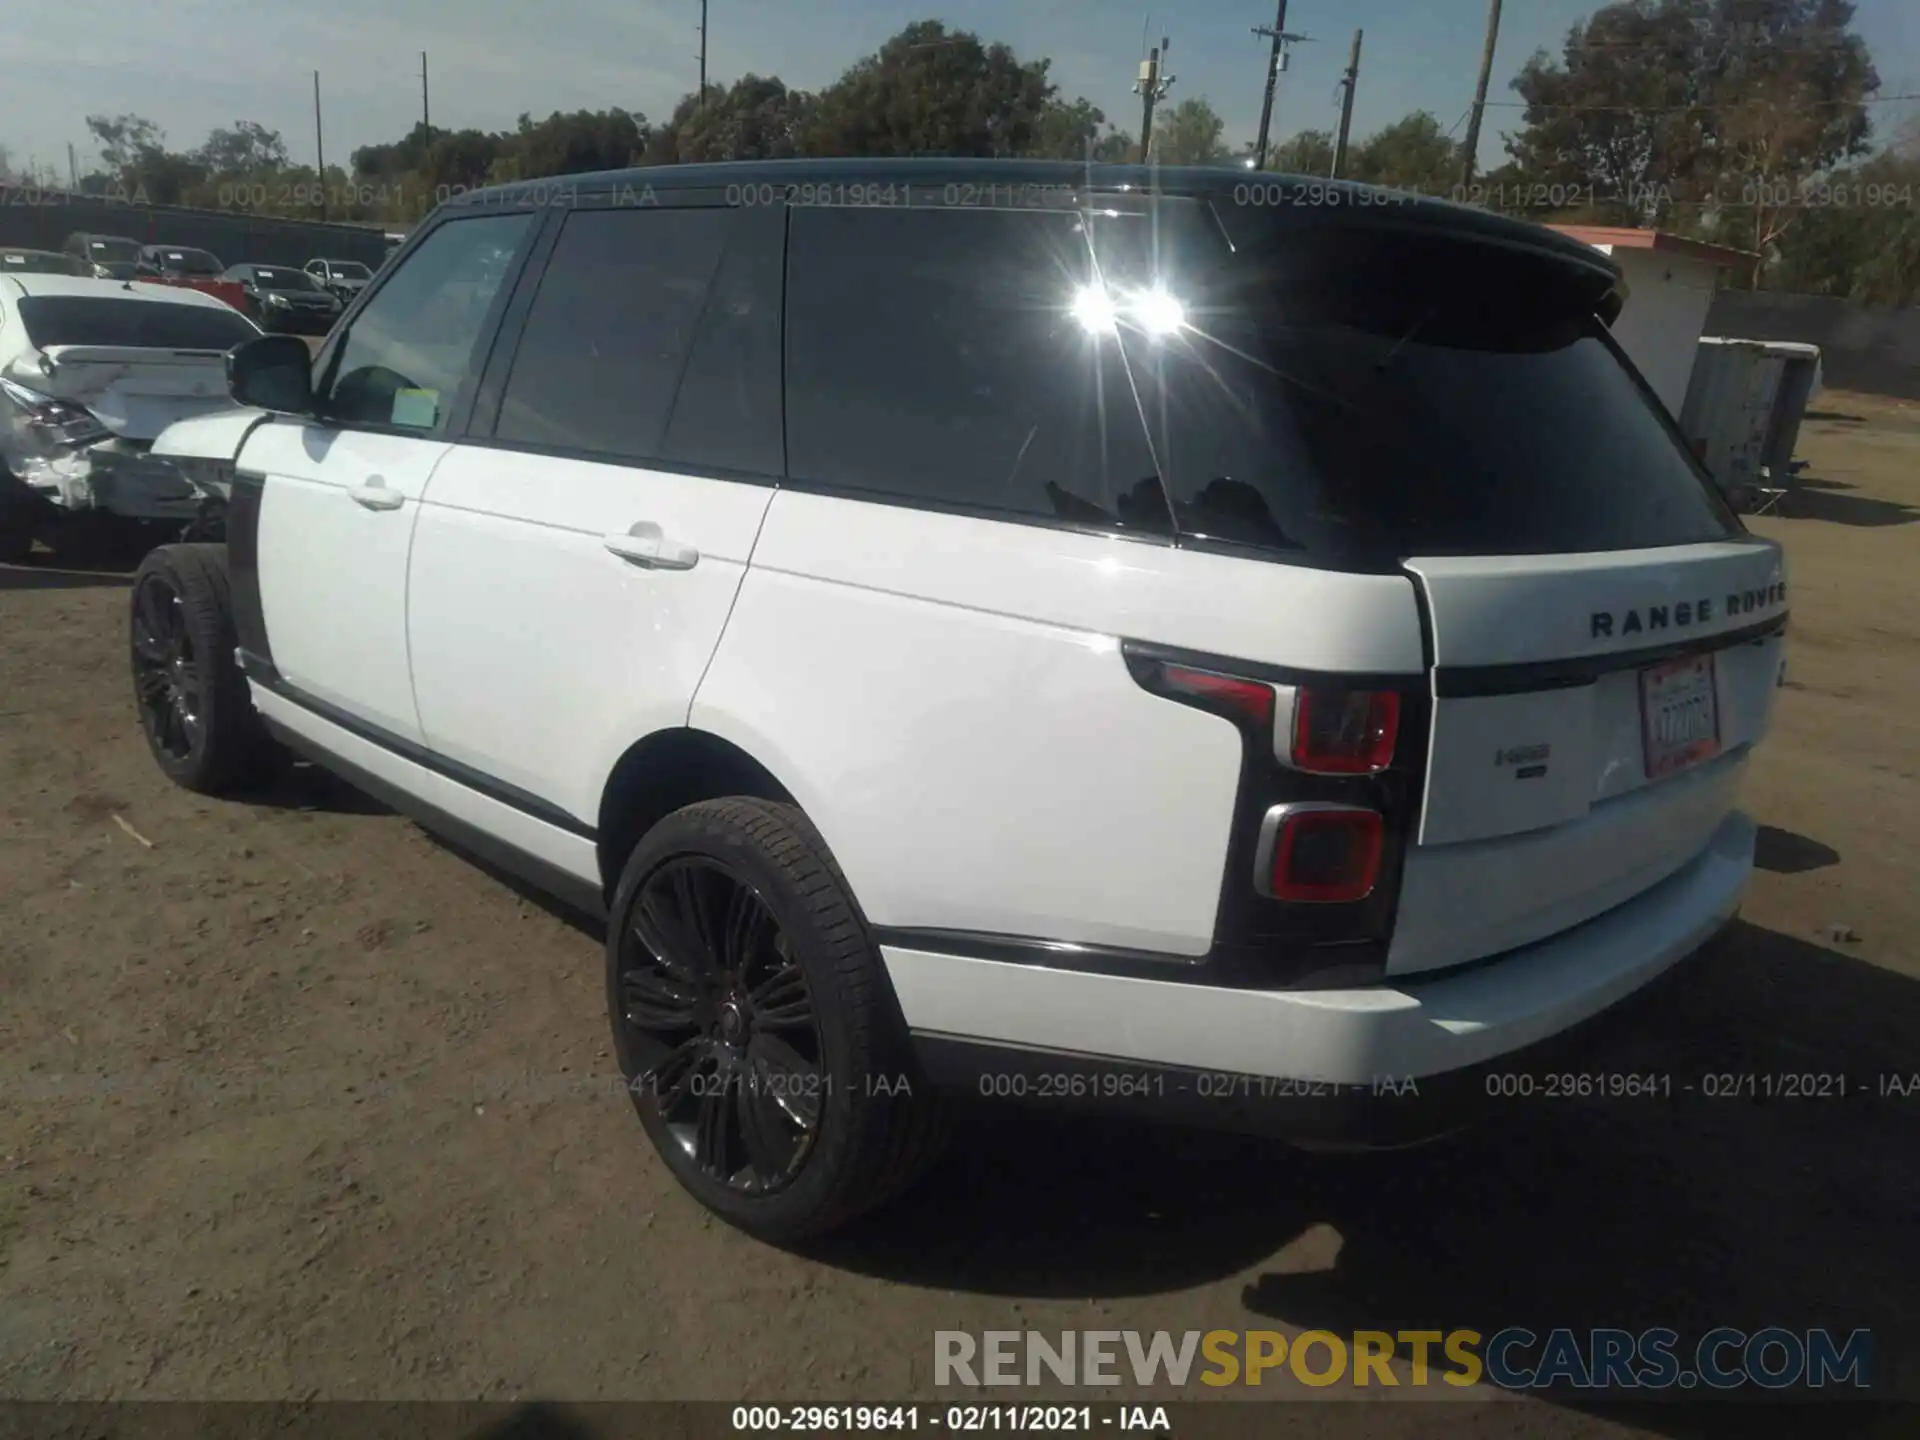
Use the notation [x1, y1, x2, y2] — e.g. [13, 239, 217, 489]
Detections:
[671, 864, 723, 975]
[645, 1036, 708, 1114]
[750, 962, 812, 1030]
[131, 622, 170, 664]
[630, 903, 702, 984]
[722, 882, 770, 978]
[621, 967, 702, 1031]
[693, 1076, 734, 1180]
[748, 1031, 822, 1130]
[736, 1067, 799, 1181]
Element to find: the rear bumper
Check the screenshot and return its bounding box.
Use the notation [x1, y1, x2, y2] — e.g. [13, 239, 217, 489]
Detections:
[895, 810, 1754, 1144]
[260, 308, 337, 335]
[80, 446, 203, 521]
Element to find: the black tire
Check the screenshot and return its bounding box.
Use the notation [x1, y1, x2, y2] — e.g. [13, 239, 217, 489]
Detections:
[129, 543, 282, 794]
[1, 470, 46, 563]
[606, 798, 947, 1242]
[0, 519, 30, 565]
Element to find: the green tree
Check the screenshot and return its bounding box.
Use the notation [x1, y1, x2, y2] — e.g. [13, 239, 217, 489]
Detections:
[647, 77, 812, 164]
[492, 108, 650, 180]
[798, 20, 1056, 157]
[1771, 134, 1920, 303]
[1265, 129, 1335, 175]
[1502, 0, 1878, 248]
[1029, 96, 1131, 162]
[194, 121, 290, 176]
[1150, 97, 1231, 165]
[1350, 111, 1458, 193]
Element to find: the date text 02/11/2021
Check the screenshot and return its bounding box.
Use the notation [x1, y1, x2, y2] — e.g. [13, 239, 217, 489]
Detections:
[730, 1405, 1170, 1432]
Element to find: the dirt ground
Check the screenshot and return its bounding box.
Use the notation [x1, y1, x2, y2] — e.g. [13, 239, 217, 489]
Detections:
[2, 394, 1917, 1435]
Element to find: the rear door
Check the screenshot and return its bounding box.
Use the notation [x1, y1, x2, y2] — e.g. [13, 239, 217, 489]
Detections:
[239, 210, 536, 743]
[404, 197, 784, 826]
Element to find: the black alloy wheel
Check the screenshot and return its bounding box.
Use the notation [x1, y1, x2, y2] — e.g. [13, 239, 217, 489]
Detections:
[131, 571, 203, 764]
[127, 543, 281, 794]
[616, 855, 826, 1195]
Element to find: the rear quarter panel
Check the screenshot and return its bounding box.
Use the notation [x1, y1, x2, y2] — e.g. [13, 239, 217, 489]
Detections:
[690, 491, 1426, 956]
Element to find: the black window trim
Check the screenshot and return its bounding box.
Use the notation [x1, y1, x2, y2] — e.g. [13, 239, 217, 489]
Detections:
[343, 186, 1724, 569]
[307, 204, 545, 442]
[458, 190, 788, 488]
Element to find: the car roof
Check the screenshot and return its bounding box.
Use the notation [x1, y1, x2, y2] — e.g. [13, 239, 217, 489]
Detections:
[446, 157, 1616, 277]
[2, 248, 67, 259]
[2, 273, 237, 307]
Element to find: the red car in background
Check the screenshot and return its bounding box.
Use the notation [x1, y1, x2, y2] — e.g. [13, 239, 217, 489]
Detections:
[133, 246, 249, 314]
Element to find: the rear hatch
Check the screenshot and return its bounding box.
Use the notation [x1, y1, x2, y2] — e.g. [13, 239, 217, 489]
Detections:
[1084, 193, 1784, 977]
[8, 292, 258, 442]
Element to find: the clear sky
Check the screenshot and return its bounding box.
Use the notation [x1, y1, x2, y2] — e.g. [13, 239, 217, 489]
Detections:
[2, 0, 1916, 181]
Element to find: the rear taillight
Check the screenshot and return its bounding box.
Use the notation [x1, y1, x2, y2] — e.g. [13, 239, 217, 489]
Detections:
[1158, 663, 1275, 730]
[1279, 687, 1400, 775]
[1255, 803, 1384, 904]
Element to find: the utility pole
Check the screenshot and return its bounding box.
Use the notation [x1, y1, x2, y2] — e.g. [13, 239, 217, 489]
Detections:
[421, 52, 431, 137]
[1134, 36, 1174, 162]
[67, 143, 78, 192]
[697, 0, 709, 115]
[1251, 0, 1288, 170]
[1459, 0, 1503, 191]
[1331, 29, 1362, 179]
[313, 71, 328, 220]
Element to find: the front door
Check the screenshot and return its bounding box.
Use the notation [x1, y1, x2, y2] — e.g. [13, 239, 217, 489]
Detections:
[245, 210, 537, 745]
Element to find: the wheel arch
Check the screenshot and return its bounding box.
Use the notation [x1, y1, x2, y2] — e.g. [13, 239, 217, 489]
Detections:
[595, 727, 799, 900]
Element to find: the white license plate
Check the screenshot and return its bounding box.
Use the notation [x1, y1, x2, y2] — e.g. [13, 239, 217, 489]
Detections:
[1639, 652, 1721, 779]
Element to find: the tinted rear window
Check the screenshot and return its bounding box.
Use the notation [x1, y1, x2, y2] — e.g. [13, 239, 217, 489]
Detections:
[784, 198, 1738, 564]
[17, 296, 258, 351]
[153, 249, 223, 275]
[493, 205, 784, 477]
[786, 207, 1166, 533]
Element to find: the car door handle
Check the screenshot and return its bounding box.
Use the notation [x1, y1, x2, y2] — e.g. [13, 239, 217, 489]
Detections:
[603, 523, 699, 571]
[346, 476, 406, 511]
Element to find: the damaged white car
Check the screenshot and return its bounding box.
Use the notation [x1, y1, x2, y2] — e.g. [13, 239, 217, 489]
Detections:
[0, 274, 261, 562]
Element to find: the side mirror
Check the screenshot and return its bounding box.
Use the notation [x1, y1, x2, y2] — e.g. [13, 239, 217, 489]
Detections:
[228, 334, 316, 414]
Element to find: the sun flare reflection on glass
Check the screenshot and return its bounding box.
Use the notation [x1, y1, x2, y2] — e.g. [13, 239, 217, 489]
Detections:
[1130, 286, 1186, 338]
[1070, 283, 1119, 334]
[1070, 281, 1185, 340]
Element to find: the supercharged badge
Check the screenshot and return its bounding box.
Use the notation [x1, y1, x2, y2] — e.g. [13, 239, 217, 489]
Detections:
[1496, 743, 1550, 779]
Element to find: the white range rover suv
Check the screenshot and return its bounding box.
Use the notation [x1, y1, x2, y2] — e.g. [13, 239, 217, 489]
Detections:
[129, 161, 1788, 1240]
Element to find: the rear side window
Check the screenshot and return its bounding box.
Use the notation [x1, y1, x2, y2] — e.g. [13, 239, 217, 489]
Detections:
[1095, 204, 1739, 563]
[15, 296, 258, 351]
[785, 207, 1168, 533]
[493, 205, 784, 477]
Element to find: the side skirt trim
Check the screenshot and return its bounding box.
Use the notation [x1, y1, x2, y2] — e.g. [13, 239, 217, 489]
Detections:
[261, 716, 608, 924]
[239, 651, 596, 842]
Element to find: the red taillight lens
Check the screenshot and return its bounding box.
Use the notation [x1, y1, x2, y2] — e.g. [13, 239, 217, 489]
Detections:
[1259, 805, 1384, 904]
[1289, 689, 1400, 775]
[1160, 664, 1275, 730]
